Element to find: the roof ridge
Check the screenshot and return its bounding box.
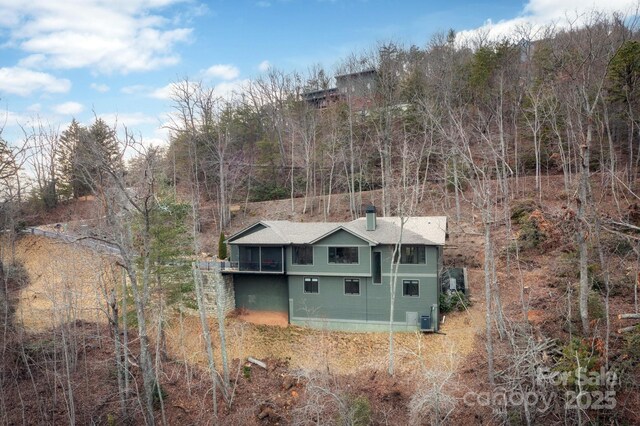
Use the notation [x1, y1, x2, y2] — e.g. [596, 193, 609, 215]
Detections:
[263, 221, 292, 244]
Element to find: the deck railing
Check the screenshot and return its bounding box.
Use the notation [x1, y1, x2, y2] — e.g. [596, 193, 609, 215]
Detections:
[196, 260, 239, 271]
[195, 259, 284, 273]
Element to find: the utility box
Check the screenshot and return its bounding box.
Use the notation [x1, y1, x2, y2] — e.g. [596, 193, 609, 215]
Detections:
[449, 277, 457, 291]
[420, 315, 431, 331]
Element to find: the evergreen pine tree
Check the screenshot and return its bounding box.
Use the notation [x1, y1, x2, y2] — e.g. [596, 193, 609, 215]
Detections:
[58, 119, 92, 198]
[58, 118, 123, 198]
[218, 232, 228, 260]
[88, 118, 122, 187]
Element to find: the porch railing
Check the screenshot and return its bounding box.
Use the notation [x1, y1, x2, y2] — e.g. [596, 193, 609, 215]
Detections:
[196, 260, 239, 271]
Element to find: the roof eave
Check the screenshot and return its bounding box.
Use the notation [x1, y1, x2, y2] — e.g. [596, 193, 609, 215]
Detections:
[308, 225, 378, 246]
[226, 221, 269, 243]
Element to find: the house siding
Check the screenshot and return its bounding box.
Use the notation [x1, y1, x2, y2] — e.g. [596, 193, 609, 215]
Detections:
[234, 274, 288, 313]
[383, 244, 440, 328]
[288, 244, 440, 331]
[288, 275, 370, 321]
[287, 229, 372, 276]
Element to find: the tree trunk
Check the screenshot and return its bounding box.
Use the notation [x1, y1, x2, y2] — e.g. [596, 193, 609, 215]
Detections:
[125, 264, 156, 425]
[453, 156, 461, 223]
[578, 123, 592, 335]
[483, 218, 495, 386]
[214, 273, 230, 386]
[110, 289, 127, 420]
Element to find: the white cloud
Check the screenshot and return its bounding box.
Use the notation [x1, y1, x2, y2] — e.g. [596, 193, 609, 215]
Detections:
[213, 79, 251, 99]
[90, 82, 110, 93]
[52, 101, 84, 115]
[98, 112, 158, 127]
[0, 66, 70, 96]
[523, 0, 634, 20]
[150, 82, 177, 100]
[0, 0, 193, 74]
[140, 124, 171, 148]
[456, 0, 638, 44]
[204, 64, 240, 80]
[258, 60, 271, 72]
[17, 53, 46, 68]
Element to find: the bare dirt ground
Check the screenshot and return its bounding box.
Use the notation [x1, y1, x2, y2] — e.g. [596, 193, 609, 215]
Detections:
[236, 310, 289, 327]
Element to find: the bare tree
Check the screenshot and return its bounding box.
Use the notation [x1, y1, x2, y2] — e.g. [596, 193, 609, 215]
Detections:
[550, 12, 629, 335]
[78, 130, 162, 424]
[22, 120, 61, 209]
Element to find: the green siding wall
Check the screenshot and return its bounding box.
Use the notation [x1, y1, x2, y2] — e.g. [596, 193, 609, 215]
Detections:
[234, 275, 288, 313]
[288, 244, 441, 331]
[314, 229, 372, 246]
[379, 245, 440, 327]
[289, 276, 369, 321]
[286, 229, 371, 276]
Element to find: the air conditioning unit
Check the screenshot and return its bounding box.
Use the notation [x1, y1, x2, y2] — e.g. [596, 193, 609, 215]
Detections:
[420, 315, 431, 331]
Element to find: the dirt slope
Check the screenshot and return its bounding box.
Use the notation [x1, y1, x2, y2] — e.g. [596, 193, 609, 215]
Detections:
[11, 235, 117, 330]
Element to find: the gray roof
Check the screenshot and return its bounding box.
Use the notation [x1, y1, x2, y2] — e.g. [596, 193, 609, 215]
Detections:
[264, 221, 338, 244]
[345, 216, 447, 246]
[226, 225, 288, 245]
[228, 216, 447, 246]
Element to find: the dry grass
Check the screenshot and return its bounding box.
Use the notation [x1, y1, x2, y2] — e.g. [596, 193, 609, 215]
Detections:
[162, 303, 484, 376]
[8, 235, 117, 330]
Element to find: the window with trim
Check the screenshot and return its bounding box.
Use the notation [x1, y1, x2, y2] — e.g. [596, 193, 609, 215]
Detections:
[403, 279, 419, 297]
[373, 252, 381, 284]
[292, 245, 313, 265]
[394, 245, 426, 264]
[304, 277, 319, 294]
[328, 247, 358, 264]
[344, 278, 360, 295]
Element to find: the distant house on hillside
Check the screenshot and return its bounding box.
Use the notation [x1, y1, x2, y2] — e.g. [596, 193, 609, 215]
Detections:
[336, 68, 376, 96]
[300, 87, 340, 109]
[222, 207, 447, 332]
[301, 68, 377, 111]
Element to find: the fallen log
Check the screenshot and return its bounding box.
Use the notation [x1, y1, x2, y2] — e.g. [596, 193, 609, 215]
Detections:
[248, 357, 267, 369]
[617, 325, 639, 334]
[618, 313, 640, 320]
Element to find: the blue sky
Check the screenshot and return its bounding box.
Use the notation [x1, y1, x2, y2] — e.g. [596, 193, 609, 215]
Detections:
[0, 0, 635, 147]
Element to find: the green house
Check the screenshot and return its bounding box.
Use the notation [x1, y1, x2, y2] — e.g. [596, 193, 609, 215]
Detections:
[225, 207, 447, 332]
